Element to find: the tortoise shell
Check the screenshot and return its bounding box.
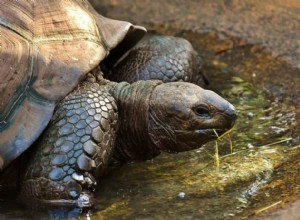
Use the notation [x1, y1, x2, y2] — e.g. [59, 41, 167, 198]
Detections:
[0, 0, 145, 169]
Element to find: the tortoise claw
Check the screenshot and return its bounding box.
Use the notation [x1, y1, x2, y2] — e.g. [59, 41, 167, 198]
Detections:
[72, 172, 97, 191]
[76, 191, 94, 208]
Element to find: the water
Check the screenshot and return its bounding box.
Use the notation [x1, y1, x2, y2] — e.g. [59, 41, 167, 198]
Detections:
[0, 36, 298, 219]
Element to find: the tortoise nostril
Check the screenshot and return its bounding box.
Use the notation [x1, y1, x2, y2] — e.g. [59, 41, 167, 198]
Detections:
[225, 104, 237, 117]
[224, 104, 237, 129]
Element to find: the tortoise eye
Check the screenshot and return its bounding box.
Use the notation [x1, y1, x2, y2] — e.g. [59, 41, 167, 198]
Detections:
[194, 105, 211, 119]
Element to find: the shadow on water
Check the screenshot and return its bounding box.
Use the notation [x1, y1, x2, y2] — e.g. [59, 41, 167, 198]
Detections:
[0, 30, 299, 219]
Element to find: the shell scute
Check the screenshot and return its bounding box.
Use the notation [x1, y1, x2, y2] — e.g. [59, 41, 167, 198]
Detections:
[0, 0, 146, 169]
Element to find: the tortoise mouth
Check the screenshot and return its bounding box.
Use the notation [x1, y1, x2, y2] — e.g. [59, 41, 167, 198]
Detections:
[163, 128, 228, 153]
[195, 128, 228, 139]
[194, 128, 230, 142]
[174, 128, 229, 145]
[175, 128, 228, 139]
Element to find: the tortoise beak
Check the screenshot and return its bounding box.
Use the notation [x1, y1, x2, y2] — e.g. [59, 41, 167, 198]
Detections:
[223, 103, 237, 129]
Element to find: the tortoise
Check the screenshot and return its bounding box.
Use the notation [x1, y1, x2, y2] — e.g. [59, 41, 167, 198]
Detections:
[0, 0, 237, 207]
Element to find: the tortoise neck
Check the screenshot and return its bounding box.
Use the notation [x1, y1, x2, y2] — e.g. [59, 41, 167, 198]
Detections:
[109, 80, 163, 164]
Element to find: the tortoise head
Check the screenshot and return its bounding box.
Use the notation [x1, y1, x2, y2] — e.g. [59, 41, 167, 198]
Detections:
[149, 82, 237, 153]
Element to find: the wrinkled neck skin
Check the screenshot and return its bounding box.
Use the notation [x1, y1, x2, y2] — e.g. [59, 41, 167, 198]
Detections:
[109, 80, 163, 164]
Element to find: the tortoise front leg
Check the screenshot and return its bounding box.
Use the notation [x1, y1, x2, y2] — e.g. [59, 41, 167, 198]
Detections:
[21, 84, 118, 207]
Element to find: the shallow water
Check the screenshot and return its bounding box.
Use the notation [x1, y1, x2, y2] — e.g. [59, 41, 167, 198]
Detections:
[0, 54, 298, 219]
[86, 68, 297, 220]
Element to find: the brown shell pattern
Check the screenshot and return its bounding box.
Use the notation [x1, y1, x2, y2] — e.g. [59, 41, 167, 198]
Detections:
[0, 0, 144, 168]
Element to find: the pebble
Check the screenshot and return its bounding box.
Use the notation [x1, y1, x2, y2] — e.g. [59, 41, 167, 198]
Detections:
[178, 192, 185, 199]
[247, 112, 254, 118]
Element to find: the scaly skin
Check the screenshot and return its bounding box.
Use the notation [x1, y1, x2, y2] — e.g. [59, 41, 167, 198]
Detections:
[106, 34, 207, 85]
[22, 82, 118, 207]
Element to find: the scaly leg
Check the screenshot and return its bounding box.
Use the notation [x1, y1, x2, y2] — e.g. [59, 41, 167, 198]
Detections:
[21, 83, 117, 207]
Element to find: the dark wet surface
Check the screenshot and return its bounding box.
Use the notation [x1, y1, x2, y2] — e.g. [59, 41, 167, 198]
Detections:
[1, 0, 300, 219]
